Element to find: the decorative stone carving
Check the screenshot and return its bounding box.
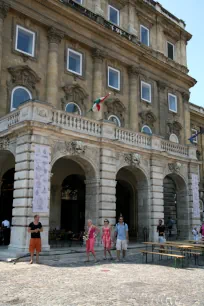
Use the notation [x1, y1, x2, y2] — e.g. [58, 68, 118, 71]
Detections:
[8, 65, 41, 90]
[0, 137, 9, 150]
[128, 65, 140, 76]
[124, 152, 141, 166]
[168, 162, 182, 173]
[0, 1, 9, 19]
[47, 27, 64, 44]
[104, 98, 126, 127]
[54, 141, 87, 156]
[36, 108, 48, 118]
[167, 120, 182, 136]
[92, 48, 107, 62]
[61, 82, 88, 112]
[139, 110, 157, 128]
[157, 81, 167, 92]
[182, 92, 190, 102]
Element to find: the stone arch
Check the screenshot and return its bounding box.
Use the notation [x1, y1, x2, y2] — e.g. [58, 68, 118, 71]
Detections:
[116, 164, 150, 241]
[104, 98, 126, 127]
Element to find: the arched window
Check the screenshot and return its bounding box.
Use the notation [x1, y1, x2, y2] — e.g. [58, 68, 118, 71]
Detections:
[141, 125, 152, 135]
[11, 86, 32, 111]
[169, 133, 179, 143]
[65, 102, 81, 115]
[108, 115, 121, 127]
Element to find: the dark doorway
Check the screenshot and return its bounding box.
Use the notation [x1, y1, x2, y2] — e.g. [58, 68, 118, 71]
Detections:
[0, 168, 14, 224]
[61, 174, 85, 234]
[116, 180, 136, 239]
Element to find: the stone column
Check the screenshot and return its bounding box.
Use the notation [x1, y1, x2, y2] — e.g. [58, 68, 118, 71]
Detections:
[180, 34, 187, 67]
[182, 92, 191, 144]
[85, 179, 100, 225]
[128, 65, 139, 131]
[46, 27, 64, 108]
[157, 81, 167, 136]
[99, 148, 116, 226]
[137, 184, 150, 241]
[0, 1, 9, 77]
[128, 3, 137, 36]
[9, 134, 51, 254]
[156, 19, 164, 54]
[150, 157, 165, 241]
[92, 48, 105, 121]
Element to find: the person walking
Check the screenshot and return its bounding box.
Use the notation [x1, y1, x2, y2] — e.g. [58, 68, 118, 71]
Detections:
[84, 219, 99, 263]
[157, 219, 166, 243]
[192, 226, 199, 243]
[1, 219, 10, 245]
[28, 215, 43, 264]
[166, 216, 174, 237]
[102, 219, 113, 260]
[115, 216, 129, 262]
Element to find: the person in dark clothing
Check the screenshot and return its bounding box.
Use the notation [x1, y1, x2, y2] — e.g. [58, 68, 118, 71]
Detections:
[28, 215, 43, 264]
[157, 219, 166, 243]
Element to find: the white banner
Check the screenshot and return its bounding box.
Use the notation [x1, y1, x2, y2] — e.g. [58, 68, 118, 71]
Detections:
[192, 174, 200, 218]
[33, 145, 51, 213]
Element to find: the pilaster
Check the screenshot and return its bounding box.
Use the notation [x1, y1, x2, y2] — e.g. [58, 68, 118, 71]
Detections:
[85, 178, 100, 225]
[128, 65, 139, 131]
[157, 81, 167, 137]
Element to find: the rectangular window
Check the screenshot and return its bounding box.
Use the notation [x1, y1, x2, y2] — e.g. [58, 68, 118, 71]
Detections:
[108, 5, 120, 26]
[15, 25, 35, 57]
[108, 67, 120, 90]
[191, 129, 198, 144]
[168, 94, 177, 113]
[75, 0, 82, 4]
[141, 81, 151, 103]
[67, 49, 82, 76]
[140, 25, 149, 46]
[167, 41, 174, 60]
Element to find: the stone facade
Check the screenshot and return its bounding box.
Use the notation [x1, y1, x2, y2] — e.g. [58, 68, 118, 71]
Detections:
[0, 0, 201, 254]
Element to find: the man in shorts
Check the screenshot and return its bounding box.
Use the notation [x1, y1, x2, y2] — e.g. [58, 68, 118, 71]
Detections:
[28, 215, 43, 264]
[115, 216, 129, 262]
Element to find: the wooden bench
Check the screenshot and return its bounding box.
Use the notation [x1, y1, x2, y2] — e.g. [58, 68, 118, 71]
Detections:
[153, 248, 201, 265]
[140, 250, 185, 268]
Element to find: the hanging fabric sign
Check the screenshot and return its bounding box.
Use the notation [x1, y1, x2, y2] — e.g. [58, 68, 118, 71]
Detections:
[33, 144, 51, 213]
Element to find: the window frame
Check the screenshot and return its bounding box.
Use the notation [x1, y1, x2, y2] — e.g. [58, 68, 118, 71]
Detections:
[11, 86, 32, 111]
[191, 128, 198, 144]
[74, 0, 83, 4]
[168, 93, 177, 113]
[169, 133, 179, 143]
[167, 41, 175, 60]
[141, 125, 152, 135]
[140, 25, 150, 46]
[67, 48, 83, 76]
[65, 102, 82, 116]
[108, 115, 121, 127]
[108, 66, 120, 91]
[141, 81, 151, 103]
[108, 5, 120, 26]
[15, 25, 36, 57]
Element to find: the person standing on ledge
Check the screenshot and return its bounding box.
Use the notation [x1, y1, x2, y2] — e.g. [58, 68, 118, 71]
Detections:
[28, 215, 43, 264]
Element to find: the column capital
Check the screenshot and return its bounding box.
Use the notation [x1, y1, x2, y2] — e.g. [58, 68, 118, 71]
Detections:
[0, 1, 9, 20]
[128, 65, 140, 76]
[157, 80, 167, 92]
[182, 91, 190, 102]
[92, 48, 107, 62]
[47, 27, 64, 44]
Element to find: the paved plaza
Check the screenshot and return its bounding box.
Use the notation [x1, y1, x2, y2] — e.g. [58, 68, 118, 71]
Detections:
[0, 249, 204, 306]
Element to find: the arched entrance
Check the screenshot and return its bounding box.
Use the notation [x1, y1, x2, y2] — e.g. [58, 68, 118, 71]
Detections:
[163, 173, 188, 239]
[116, 166, 149, 241]
[50, 155, 97, 246]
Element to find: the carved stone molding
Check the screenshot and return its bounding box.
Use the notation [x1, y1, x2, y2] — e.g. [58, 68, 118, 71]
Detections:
[124, 153, 141, 166]
[168, 162, 182, 173]
[0, 137, 9, 150]
[47, 27, 64, 44]
[167, 120, 182, 136]
[8, 65, 41, 90]
[104, 98, 126, 127]
[157, 81, 167, 92]
[92, 48, 107, 62]
[128, 65, 140, 76]
[0, 1, 9, 20]
[182, 92, 190, 102]
[53, 141, 87, 156]
[139, 110, 157, 128]
[61, 82, 88, 112]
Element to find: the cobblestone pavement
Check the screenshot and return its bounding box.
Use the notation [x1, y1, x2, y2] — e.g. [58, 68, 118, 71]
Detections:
[0, 250, 204, 306]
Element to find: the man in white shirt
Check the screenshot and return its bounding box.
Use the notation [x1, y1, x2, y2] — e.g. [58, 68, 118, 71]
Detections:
[2, 219, 10, 245]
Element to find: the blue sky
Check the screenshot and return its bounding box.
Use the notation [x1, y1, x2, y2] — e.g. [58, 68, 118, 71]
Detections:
[159, 0, 203, 107]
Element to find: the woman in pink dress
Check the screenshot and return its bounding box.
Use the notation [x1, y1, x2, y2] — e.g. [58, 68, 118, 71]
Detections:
[102, 219, 113, 260]
[200, 221, 204, 241]
[85, 219, 99, 262]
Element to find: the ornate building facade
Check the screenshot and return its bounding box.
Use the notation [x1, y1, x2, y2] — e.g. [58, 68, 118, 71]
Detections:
[0, 0, 201, 253]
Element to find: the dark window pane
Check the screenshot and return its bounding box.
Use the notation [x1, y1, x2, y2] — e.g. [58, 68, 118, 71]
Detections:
[109, 69, 119, 89]
[141, 27, 149, 46]
[17, 28, 34, 55]
[168, 43, 174, 60]
[66, 103, 80, 115]
[12, 88, 31, 109]
[69, 51, 81, 74]
[142, 84, 150, 101]
[109, 7, 119, 25]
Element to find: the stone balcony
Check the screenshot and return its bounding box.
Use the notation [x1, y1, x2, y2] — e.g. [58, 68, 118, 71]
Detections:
[0, 101, 197, 160]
